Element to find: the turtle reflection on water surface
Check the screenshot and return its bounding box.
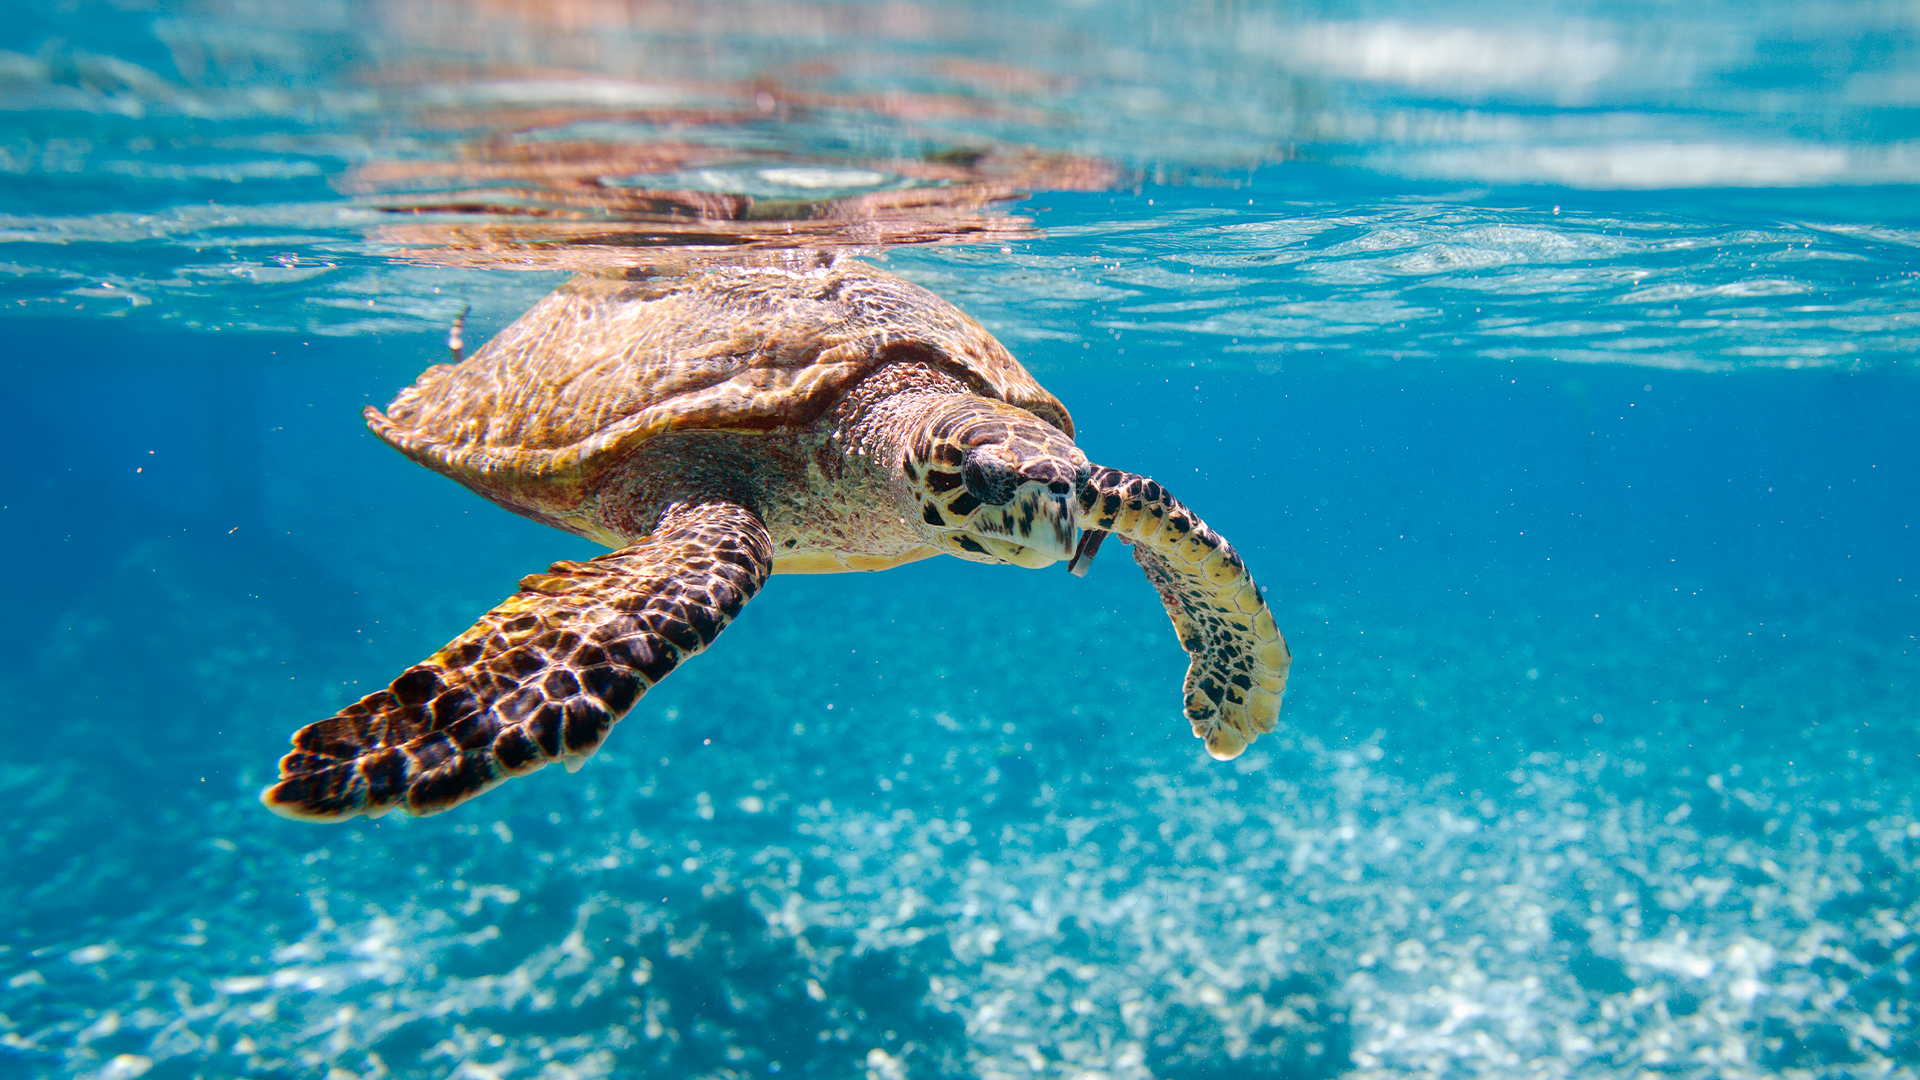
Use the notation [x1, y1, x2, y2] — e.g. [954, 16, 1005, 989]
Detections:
[262, 256, 1291, 821]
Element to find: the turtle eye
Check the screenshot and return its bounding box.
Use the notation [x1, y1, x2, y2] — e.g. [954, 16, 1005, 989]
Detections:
[962, 452, 1018, 506]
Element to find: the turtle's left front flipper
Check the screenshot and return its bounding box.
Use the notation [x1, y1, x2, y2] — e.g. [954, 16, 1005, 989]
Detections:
[262, 500, 771, 821]
[1076, 467, 1290, 759]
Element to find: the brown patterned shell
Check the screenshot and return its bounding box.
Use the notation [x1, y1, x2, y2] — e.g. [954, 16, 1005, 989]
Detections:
[369, 257, 1072, 517]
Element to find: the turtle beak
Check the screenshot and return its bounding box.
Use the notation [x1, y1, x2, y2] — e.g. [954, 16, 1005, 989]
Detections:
[969, 482, 1077, 568]
[1038, 488, 1078, 564]
[1021, 485, 1079, 568]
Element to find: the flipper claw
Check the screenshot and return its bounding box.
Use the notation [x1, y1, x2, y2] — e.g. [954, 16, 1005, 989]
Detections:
[1067, 528, 1108, 577]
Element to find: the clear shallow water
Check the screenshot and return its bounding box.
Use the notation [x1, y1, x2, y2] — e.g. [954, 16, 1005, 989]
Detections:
[3, 4, 1919, 1080]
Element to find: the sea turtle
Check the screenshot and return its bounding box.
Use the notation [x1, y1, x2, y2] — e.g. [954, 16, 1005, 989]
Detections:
[263, 255, 1290, 821]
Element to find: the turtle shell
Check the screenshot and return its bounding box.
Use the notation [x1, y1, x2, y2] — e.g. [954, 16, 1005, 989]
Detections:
[369, 257, 1073, 525]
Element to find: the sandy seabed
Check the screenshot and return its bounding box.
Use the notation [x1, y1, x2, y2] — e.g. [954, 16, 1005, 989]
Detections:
[3, 536, 1914, 1080]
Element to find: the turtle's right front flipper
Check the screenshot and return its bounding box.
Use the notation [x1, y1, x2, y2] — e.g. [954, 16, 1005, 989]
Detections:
[262, 500, 772, 821]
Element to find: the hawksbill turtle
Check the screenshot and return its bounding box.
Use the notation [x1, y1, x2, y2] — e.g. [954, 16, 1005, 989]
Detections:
[263, 256, 1291, 820]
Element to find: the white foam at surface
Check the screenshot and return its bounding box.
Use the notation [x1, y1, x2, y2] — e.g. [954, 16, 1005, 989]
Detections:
[1388, 141, 1920, 189]
[1248, 21, 1624, 98]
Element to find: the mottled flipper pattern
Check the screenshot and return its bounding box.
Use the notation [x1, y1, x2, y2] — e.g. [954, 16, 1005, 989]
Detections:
[1077, 467, 1290, 759]
[262, 501, 772, 820]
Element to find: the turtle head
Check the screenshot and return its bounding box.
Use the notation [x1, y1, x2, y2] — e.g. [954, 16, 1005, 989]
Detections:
[904, 398, 1088, 569]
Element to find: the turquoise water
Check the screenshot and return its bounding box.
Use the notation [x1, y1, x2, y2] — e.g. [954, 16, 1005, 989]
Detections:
[3, 3, 1919, 1079]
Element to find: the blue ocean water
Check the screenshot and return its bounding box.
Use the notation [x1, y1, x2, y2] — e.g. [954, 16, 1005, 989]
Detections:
[3, 3, 1919, 1079]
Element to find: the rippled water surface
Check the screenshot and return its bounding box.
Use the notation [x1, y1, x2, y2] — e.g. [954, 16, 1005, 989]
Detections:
[3, 3, 1918, 1079]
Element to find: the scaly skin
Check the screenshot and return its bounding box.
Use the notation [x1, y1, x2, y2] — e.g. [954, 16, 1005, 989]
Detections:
[1075, 467, 1291, 759]
[263, 501, 771, 820]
